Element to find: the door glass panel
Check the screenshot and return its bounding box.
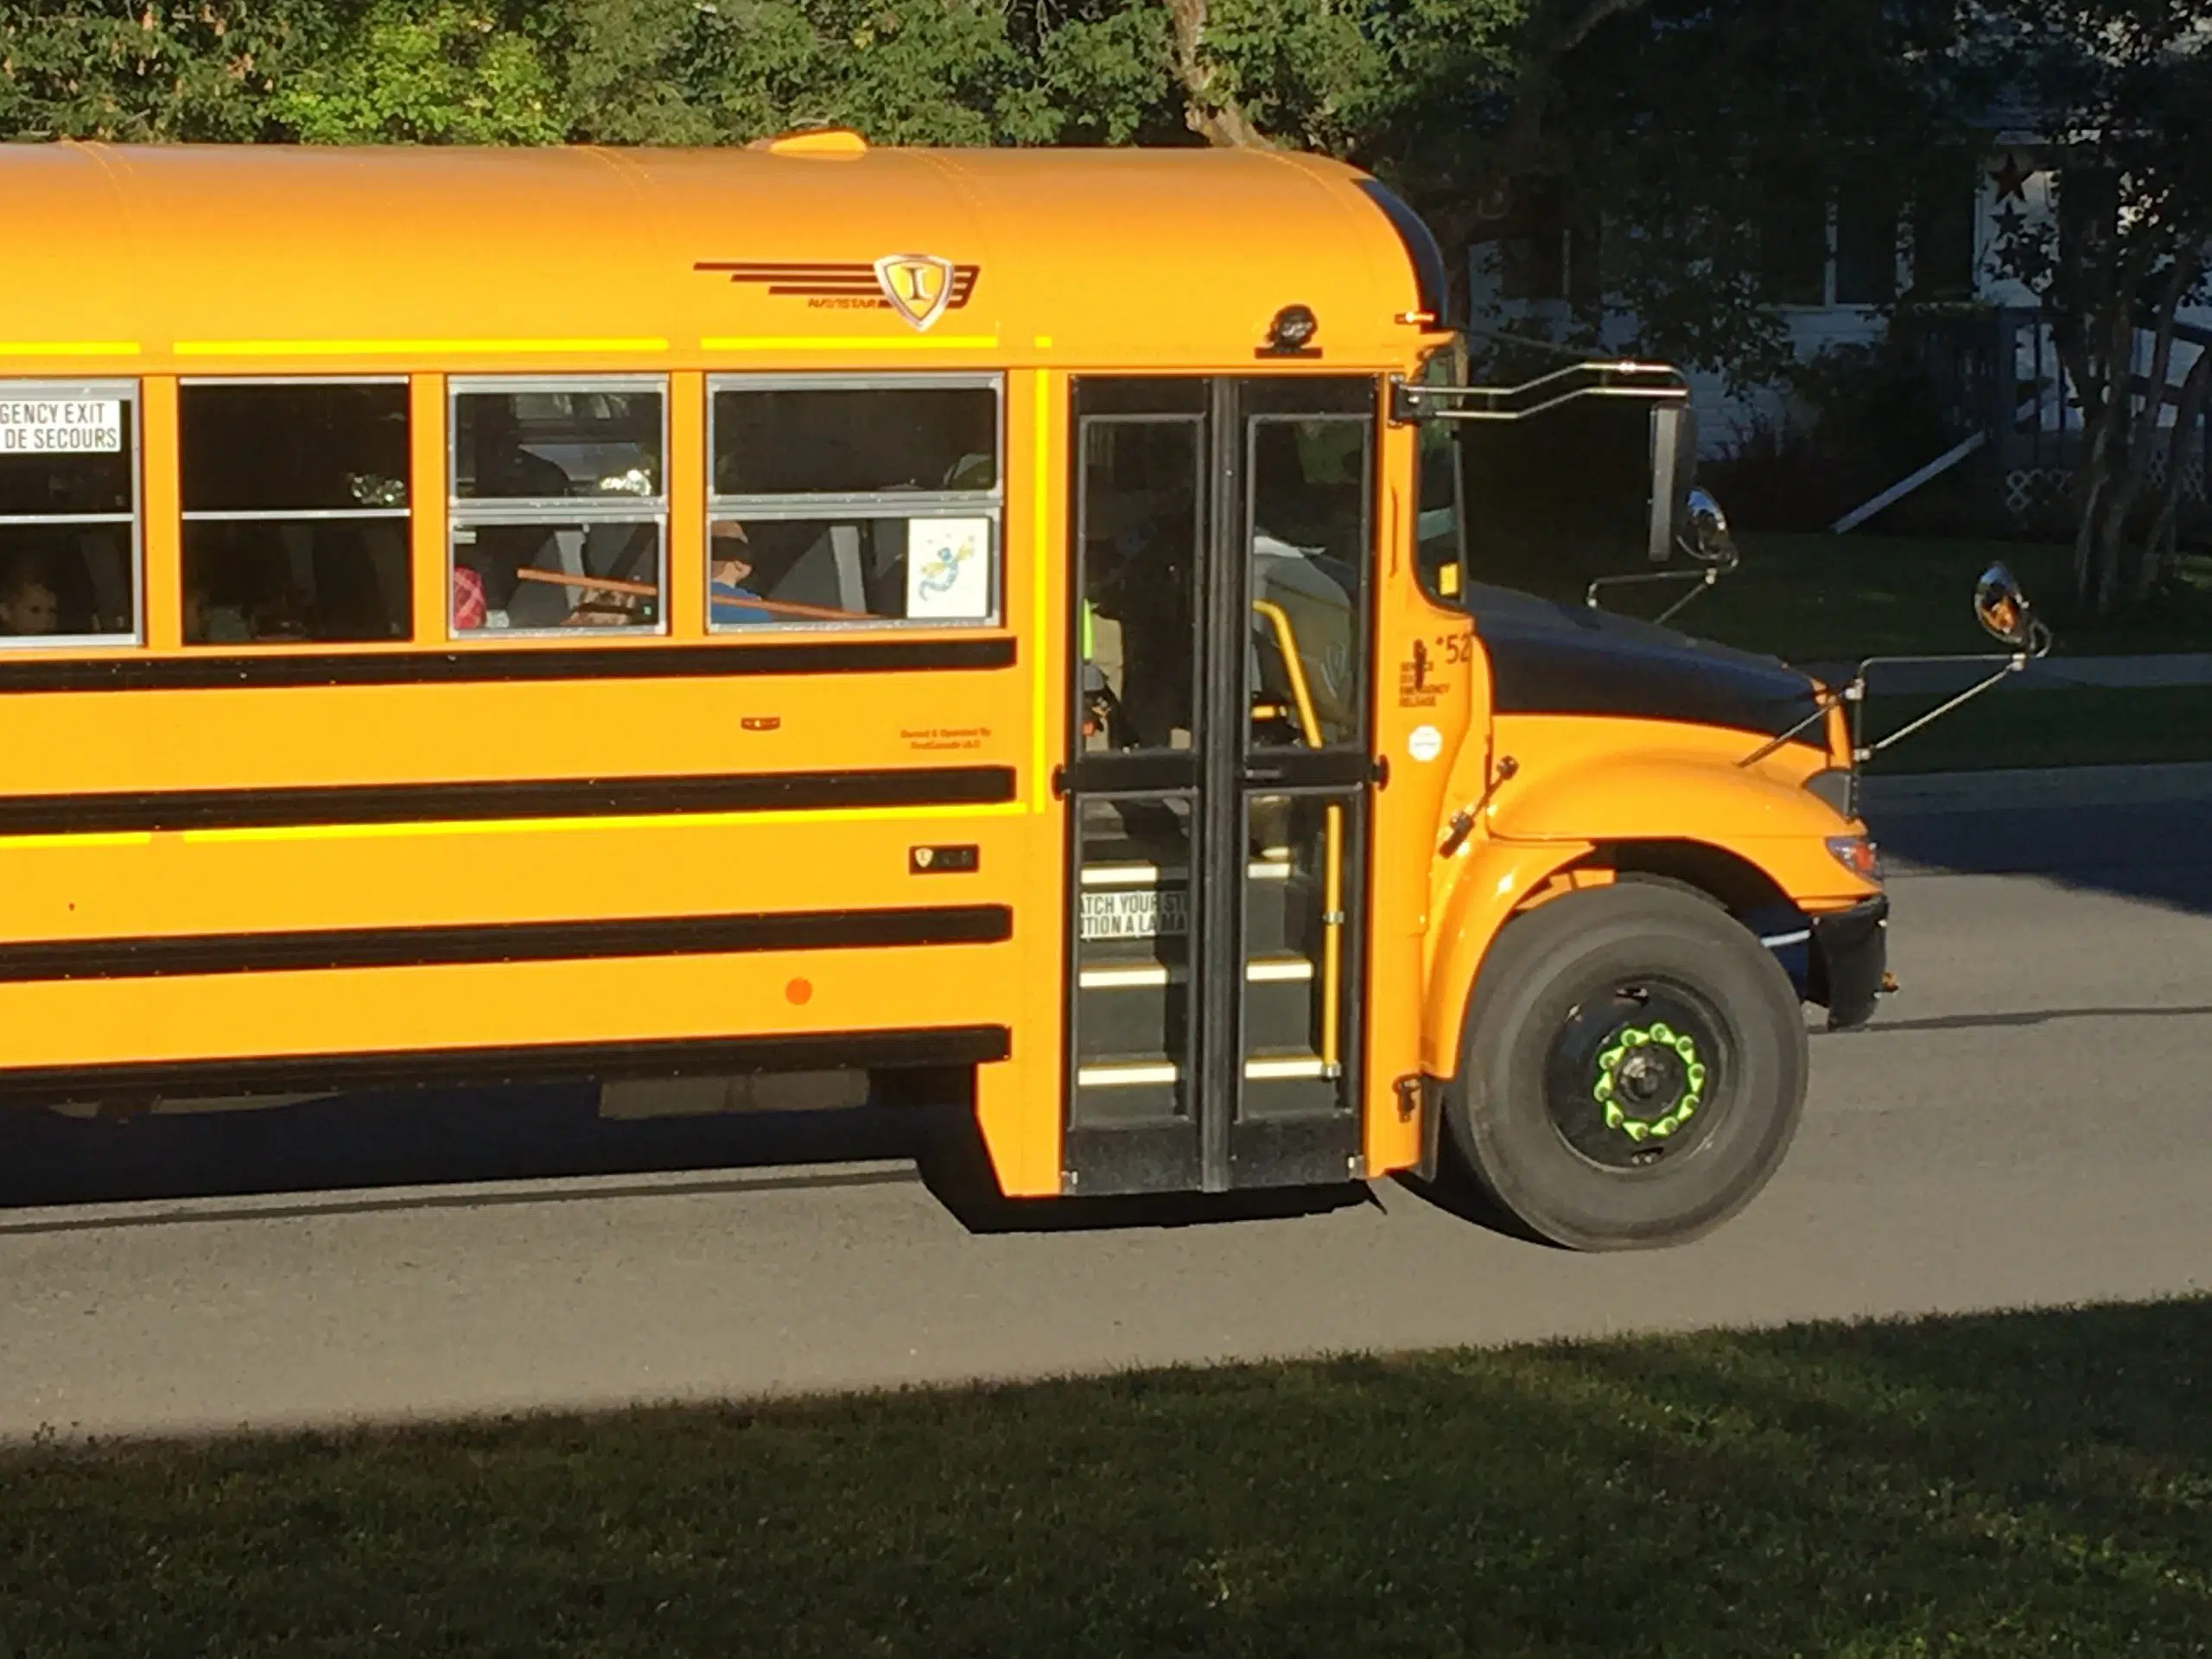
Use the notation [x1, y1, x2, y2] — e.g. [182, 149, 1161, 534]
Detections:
[1248, 416, 1369, 749]
[1241, 791, 1357, 1121]
[1071, 794, 1195, 1128]
[1077, 416, 1200, 753]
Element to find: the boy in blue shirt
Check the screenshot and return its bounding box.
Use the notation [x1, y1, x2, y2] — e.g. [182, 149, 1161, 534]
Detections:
[709, 519, 774, 625]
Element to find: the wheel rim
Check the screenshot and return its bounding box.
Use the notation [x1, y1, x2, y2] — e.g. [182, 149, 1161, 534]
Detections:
[1541, 979, 1732, 1171]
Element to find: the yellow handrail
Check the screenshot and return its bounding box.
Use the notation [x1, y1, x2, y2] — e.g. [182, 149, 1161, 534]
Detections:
[1249, 600, 1324, 749]
[1249, 599, 1344, 1076]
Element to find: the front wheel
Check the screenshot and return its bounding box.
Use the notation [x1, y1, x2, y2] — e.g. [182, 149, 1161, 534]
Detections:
[1447, 883, 1808, 1250]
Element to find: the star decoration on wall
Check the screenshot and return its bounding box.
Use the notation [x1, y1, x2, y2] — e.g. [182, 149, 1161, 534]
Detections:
[1990, 153, 2036, 203]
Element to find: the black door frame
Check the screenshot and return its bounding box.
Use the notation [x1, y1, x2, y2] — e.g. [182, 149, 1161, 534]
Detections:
[1061, 375, 1376, 1197]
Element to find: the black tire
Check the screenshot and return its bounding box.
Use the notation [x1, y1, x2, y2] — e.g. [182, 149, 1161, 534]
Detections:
[1447, 883, 1808, 1251]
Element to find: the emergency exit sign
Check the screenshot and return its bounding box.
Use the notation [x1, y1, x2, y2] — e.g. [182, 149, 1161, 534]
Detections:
[0, 399, 124, 454]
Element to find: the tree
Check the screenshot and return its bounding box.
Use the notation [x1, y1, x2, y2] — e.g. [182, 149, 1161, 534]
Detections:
[1979, 1, 2212, 616]
[1473, 0, 1986, 389]
[270, 2, 566, 143]
[0, 1, 308, 141]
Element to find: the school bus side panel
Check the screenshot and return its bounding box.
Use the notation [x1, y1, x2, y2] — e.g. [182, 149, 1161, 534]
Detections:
[1361, 415, 1478, 1175]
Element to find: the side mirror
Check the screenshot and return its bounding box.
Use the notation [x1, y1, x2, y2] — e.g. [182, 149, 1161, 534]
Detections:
[1683, 487, 1739, 570]
[1645, 403, 1698, 563]
[1974, 563, 2035, 648]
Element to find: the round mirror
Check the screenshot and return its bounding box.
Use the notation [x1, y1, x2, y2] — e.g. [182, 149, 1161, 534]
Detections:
[1974, 563, 2033, 647]
[1684, 486, 1739, 569]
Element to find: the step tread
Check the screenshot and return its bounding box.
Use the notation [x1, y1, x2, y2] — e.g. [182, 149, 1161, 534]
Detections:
[1078, 956, 1316, 988]
[1076, 1049, 1332, 1086]
[1081, 861, 1297, 887]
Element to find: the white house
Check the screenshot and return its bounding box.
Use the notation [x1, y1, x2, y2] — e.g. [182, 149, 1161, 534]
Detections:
[1465, 143, 2210, 523]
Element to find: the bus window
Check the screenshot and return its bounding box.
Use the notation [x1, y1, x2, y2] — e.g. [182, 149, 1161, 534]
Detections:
[1415, 420, 1465, 602]
[1249, 415, 1369, 748]
[449, 380, 666, 635]
[180, 381, 411, 645]
[1077, 416, 1199, 752]
[0, 383, 140, 645]
[707, 377, 1001, 629]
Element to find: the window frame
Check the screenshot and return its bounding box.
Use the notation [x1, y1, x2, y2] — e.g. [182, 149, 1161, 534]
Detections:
[1244, 410, 1374, 753]
[0, 377, 143, 651]
[447, 373, 671, 641]
[1072, 409, 1207, 757]
[705, 372, 1006, 633]
[178, 373, 416, 648]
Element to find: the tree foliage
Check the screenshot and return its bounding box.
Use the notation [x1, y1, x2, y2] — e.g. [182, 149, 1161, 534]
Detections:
[1488, 0, 1987, 386]
[1976, 0, 2212, 614]
[0, 0, 1524, 152]
[3, 0, 2205, 605]
[0, 2, 302, 141]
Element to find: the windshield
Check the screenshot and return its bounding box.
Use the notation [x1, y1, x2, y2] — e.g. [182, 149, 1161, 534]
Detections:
[1414, 343, 1467, 603]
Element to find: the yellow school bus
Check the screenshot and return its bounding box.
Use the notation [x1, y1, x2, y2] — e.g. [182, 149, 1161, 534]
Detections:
[0, 133, 1897, 1249]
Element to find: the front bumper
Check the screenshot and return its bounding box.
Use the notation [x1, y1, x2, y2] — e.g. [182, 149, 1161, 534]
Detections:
[1811, 894, 1890, 1030]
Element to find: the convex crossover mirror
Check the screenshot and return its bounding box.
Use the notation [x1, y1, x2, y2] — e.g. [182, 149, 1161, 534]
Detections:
[1974, 563, 2037, 649]
[1682, 486, 1738, 570]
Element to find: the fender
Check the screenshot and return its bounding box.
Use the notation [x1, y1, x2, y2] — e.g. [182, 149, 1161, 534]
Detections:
[1420, 745, 1873, 1081]
[1485, 725, 1875, 903]
[1421, 835, 1594, 1078]
[1495, 748, 1840, 840]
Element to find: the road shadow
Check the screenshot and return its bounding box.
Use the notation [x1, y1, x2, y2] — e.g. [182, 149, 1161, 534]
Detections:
[915, 1113, 1372, 1234]
[1869, 793, 2212, 915]
[1389, 1135, 1556, 1247]
[0, 1080, 944, 1214]
[1836, 1003, 2212, 1034]
[0, 1082, 1375, 1236]
[8, 1297, 2212, 1653]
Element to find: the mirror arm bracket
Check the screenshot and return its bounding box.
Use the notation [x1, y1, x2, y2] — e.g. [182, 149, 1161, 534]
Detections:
[1390, 364, 1688, 427]
[1585, 563, 1722, 622]
[1850, 652, 2031, 761]
[1737, 683, 1852, 771]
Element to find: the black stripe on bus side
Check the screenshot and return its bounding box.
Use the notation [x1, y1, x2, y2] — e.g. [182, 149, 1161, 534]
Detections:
[0, 766, 1016, 837]
[0, 636, 1017, 696]
[0, 904, 1014, 985]
[0, 1026, 1013, 1106]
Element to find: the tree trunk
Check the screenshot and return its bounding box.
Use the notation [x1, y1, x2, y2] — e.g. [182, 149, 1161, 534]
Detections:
[2047, 321, 2092, 607]
[2107, 262, 2196, 607]
[1162, 0, 1270, 149]
[2053, 314, 2117, 613]
[2069, 246, 2157, 618]
[2141, 334, 2212, 584]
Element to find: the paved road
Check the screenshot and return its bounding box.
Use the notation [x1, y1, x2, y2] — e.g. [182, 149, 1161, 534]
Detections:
[5, 766, 2212, 1442]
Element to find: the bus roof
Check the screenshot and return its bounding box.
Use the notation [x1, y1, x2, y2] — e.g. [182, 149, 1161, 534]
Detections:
[0, 139, 1449, 378]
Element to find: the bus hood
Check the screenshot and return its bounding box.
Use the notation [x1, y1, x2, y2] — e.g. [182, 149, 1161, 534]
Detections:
[1468, 583, 1821, 742]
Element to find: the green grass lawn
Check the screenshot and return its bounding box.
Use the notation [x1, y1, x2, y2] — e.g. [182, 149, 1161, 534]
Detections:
[1862, 683, 2212, 772]
[1673, 533, 2212, 664]
[9, 1298, 2212, 1656]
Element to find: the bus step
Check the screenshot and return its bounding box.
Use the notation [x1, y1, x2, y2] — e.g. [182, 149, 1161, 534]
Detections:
[1075, 958, 1319, 1060]
[1076, 956, 1314, 989]
[1074, 1051, 1330, 1088]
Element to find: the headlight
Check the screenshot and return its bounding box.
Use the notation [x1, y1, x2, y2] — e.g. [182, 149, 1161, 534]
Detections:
[1826, 835, 1881, 883]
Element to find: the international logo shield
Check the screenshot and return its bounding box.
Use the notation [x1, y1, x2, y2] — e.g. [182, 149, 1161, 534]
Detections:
[874, 254, 957, 332]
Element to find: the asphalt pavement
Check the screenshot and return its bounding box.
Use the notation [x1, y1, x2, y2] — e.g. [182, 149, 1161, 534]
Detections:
[4, 762, 2210, 1443]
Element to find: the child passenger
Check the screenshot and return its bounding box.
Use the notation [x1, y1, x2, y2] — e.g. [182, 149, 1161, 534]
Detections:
[0, 557, 59, 636]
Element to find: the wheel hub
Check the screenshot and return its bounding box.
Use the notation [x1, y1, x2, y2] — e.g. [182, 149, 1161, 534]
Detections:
[1591, 1021, 1708, 1144]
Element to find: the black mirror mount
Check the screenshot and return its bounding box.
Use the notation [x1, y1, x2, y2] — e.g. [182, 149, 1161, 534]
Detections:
[1645, 404, 1694, 563]
[1755, 565, 2057, 816]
